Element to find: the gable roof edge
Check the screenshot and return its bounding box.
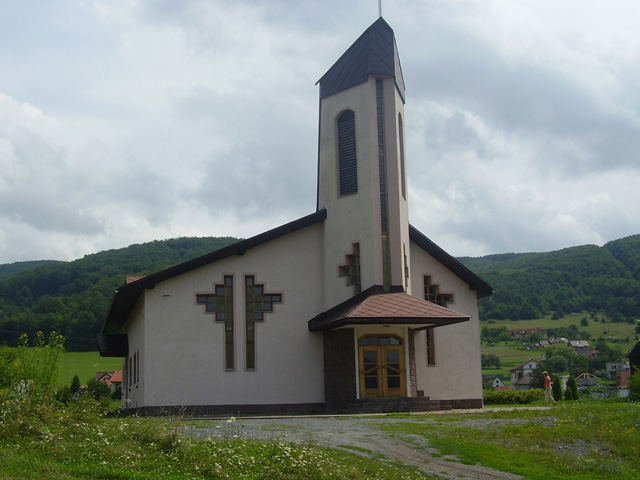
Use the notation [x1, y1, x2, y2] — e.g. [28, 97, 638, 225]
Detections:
[102, 208, 327, 333]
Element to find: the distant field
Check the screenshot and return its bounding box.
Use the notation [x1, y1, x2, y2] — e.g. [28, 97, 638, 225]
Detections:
[484, 312, 637, 349]
[58, 351, 122, 387]
[481, 312, 639, 379]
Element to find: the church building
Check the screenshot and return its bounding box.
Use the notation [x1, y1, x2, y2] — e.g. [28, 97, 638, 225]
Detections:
[99, 17, 492, 414]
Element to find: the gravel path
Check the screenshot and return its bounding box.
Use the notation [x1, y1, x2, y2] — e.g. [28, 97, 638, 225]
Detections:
[184, 409, 551, 479]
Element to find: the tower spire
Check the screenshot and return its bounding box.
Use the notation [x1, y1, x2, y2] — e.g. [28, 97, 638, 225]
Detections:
[378, 0, 382, 17]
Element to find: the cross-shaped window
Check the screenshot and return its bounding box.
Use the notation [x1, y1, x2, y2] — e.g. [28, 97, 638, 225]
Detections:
[338, 243, 361, 294]
[245, 275, 282, 370]
[197, 275, 234, 370]
[423, 275, 453, 307]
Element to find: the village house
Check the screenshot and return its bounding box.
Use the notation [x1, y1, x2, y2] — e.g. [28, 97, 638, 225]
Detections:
[606, 360, 630, 381]
[568, 340, 591, 356]
[510, 359, 538, 391]
[482, 375, 507, 389]
[98, 17, 491, 415]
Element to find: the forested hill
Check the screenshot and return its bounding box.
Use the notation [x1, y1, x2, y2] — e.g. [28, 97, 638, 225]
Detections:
[1, 233, 638, 350]
[0, 260, 64, 281]
[0, 237, 240, 349]
[458, 234, 640, 322]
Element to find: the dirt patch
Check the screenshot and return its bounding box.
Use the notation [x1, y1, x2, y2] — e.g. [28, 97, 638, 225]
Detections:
[184, 410, 546, 479]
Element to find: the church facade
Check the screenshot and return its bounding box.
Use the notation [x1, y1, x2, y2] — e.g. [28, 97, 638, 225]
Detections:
[99, 17, 492, 414]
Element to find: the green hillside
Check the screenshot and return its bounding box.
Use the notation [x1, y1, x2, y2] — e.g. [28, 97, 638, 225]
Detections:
[0, 237, 240, 349]
[0, 260, 63, 281]
[459, 234, 640, 323]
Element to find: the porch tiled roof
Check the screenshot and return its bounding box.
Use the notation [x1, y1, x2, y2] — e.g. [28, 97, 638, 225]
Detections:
[344, 292, 467, 319]
[308, 285, 469, 331]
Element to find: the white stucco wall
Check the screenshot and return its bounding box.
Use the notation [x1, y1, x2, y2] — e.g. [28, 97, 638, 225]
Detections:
[122, 298, 145, 409]
[409, 242, 484, 401]
[318, 78, 384, 307]
[126, 223, 326, 408]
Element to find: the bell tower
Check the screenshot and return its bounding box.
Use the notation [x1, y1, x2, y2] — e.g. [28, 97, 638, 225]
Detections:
[316, 18, 411, 306]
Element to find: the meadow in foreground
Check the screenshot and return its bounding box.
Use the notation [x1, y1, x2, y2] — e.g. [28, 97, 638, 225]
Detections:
[382, 401, 640, 480]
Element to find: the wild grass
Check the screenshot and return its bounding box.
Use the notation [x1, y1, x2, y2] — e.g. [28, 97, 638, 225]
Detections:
[380, 400, 640, 480]
[0, 401, 430, 480]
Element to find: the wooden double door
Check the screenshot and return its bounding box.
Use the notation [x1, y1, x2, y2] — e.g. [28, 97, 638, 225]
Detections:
[358, 335, 406, 398]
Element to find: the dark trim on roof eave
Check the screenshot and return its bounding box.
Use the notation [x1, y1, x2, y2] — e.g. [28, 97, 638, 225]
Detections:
[309, 316, 469, 332]
[409, 225, 493, 299]
[102, 209, 327, 334]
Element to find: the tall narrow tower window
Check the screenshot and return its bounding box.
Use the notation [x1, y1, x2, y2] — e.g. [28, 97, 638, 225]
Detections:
[376, 79, 391, 291]
[398, 114, 406, 200]
[337, 110, 357, 196]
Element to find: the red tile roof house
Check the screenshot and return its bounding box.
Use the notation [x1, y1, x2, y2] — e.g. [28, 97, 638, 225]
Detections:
[110, 369, 122, 388]
[94, 371, 114, 383]
[94, 370, 122, 392]
[98, 17, 492, 416]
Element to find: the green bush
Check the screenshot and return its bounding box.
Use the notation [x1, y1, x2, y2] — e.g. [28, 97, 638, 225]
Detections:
[484, 388, 544, 405]
[552, 374, 563, 402]
[86, 377, 113, 401]
[565, 375, 579, 400]
[0, 331, 65, 438]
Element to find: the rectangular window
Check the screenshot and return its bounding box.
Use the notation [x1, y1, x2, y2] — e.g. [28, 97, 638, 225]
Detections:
[426, 328, 436, 366]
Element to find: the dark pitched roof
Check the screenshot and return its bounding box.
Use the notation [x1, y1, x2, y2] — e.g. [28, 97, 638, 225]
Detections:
[629, 341, 640, 372]
[510, 359, 537, 372]
[514, 372, 534, 386]
[317, 17, 405, 101]
[409, 225, 493, 299]
[97, 333, 129, 357]
[308, 285, 469, 331]
[101, 209, 327, 334]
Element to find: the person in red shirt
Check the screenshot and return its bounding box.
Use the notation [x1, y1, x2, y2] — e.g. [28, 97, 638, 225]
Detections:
[543, 371, 556, 405]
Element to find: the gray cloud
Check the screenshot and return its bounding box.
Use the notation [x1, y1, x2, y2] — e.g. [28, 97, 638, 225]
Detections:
[1, 0, 639, 263]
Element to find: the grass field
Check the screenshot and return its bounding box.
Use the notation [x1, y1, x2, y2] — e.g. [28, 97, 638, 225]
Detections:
[58, 351, 122, 387]
[1, 399, 638, 479]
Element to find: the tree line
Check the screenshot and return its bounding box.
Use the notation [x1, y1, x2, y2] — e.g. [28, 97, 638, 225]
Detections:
[460, 234, 640, 322]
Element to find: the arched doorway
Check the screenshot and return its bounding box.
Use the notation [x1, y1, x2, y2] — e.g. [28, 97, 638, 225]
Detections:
[358, 335, 406, 398]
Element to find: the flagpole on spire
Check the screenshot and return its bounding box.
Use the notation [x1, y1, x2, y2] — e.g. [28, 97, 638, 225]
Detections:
[378, 0, 382, 17]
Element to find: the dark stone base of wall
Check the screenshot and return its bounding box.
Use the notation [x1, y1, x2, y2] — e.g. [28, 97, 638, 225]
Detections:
[125, 398, 483, 417]
[326, 397, 482, 414]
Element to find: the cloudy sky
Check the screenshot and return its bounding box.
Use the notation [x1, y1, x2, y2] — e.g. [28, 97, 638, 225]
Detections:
[1, 0, 639, 264]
